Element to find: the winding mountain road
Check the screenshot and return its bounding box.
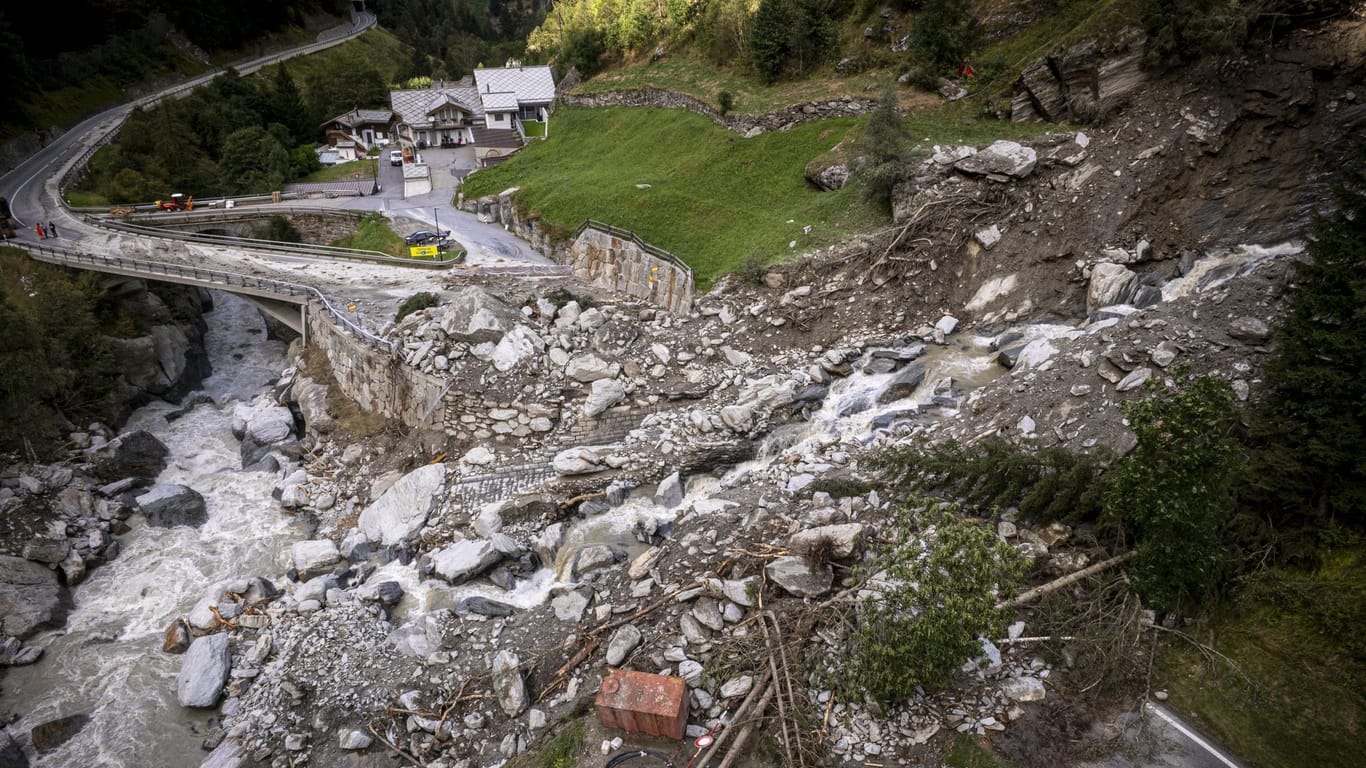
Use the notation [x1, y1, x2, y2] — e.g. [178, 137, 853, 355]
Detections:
[0, 10, 549, 320]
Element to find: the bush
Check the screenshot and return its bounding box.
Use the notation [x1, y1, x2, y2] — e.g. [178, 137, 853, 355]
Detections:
[735, 251, 767, 285]
[717, 90, 734, 116]
[395, 291, 440, 323]
[847, 509, 1022, 701]
[909, 0, 978, 71]
[561, 27, 607, 80]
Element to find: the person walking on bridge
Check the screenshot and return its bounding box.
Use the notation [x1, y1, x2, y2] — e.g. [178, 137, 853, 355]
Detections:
[34, 223, 45, 240]
[47, 221, 58, 238]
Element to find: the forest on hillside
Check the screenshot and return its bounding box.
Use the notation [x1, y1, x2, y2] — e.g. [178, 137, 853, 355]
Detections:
[0, 0, 351, 126]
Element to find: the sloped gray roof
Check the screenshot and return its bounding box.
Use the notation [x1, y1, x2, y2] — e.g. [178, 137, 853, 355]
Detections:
[323, 108, 395, 129]
[391, 86, 484, 127]
[480, 91, 519, 112]
[474, 65, 556, 105]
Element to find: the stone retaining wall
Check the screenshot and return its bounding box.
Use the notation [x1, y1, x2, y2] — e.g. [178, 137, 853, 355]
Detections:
[310, 301, 667, 451]
[562, 87, 876, 137]
[462, 190, 694, 316]
[569, 228, 694, 316]
[144, 211, 364, 244]
[306, 303, 446, 427]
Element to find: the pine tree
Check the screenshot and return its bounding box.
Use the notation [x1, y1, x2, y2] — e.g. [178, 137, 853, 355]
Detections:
[749, 0, 794, 83]
[1250, 151, 1366, 529]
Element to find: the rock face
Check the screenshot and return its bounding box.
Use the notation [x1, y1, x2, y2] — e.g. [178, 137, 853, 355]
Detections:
[0, 555, 66, 638]
[137, 484, 208, 527]
[86, 429, 168, 481]
[358, 464, 445, 545]
[1012, 28, 1146, 123]
[177, 632, 231, 708]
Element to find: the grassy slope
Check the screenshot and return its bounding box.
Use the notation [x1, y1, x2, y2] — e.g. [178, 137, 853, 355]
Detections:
[1157, 549, 1365, 768]
[330, 213, 407, 257]
[463, 106, 878, 289]
[461, 102, 1055, 288]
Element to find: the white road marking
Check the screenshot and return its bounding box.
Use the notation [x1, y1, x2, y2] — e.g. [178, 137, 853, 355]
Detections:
[1145, 703, 1243, 768]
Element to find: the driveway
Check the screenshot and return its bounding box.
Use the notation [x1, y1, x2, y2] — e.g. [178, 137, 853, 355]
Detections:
[317, 149, 547, 268]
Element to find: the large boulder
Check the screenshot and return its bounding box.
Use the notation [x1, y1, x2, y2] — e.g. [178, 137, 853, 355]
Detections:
[31, 714, 89, 753]
[291, 376, 335, 434]
[387, 613, 445, 659]
[199, 740, 246, 768]
[564, 353, 619, 383]
[789, 524, 865, 560]
[878, 362, 928, 404]
[491, 325, 543, 372]
[765, 556, 833, 598]
[137, 484, 207, 527]
[245, 405, 296, 445]
[86, 429, 168, 482]
[552, 446, 612, 476]
[429, 539, 501, 584]
[605, 624, 642, 666]
[290, 540, 342, 581]
[177, 632, 231, 708]
[1088, 262, 1138, 311]
[491, 650, 527, 716]
[357, 464, 445, 546]
[954, 140, 1038, 180]
[149, 324, 193, 394]
[583, 379, 626, 417]
[439, 287, 519, 343]
[0, 555, 67, 638]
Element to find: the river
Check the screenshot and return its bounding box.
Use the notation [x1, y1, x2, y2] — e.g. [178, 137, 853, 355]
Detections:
[1, 292, 309, 767]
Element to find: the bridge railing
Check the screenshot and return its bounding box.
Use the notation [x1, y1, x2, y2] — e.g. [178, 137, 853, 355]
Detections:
[3, 239, 396, 354]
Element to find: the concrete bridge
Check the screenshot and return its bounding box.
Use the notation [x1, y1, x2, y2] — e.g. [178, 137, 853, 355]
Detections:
[5, 239, 385, 348]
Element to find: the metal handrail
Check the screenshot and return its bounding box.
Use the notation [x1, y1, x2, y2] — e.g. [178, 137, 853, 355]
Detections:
[3, 239, 395, 353]
[573, 218, 694, 280]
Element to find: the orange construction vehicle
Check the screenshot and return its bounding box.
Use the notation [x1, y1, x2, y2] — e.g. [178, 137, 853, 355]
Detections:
[155, 193, 193, 211]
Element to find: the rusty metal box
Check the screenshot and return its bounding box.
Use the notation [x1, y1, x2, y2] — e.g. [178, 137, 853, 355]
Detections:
[595, 669, 689, 740]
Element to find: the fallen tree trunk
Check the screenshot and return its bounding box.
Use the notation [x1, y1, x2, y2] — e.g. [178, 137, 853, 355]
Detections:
[998, 551, 1136, 610]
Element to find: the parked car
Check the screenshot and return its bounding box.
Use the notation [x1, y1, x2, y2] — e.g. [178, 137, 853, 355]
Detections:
[404, 230, 449, 246]
[389, 150, 404, 166]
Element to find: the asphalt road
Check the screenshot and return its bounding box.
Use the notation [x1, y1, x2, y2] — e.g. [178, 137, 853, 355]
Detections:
[0, 11, 376, 241]
[1077, 703, 1248, 768]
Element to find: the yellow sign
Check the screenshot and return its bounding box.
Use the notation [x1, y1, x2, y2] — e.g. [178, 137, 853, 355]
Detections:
[409, 245, 440, 258]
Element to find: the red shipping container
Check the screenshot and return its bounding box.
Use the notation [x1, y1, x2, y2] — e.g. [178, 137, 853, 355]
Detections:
[595, 669, 689, 740]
